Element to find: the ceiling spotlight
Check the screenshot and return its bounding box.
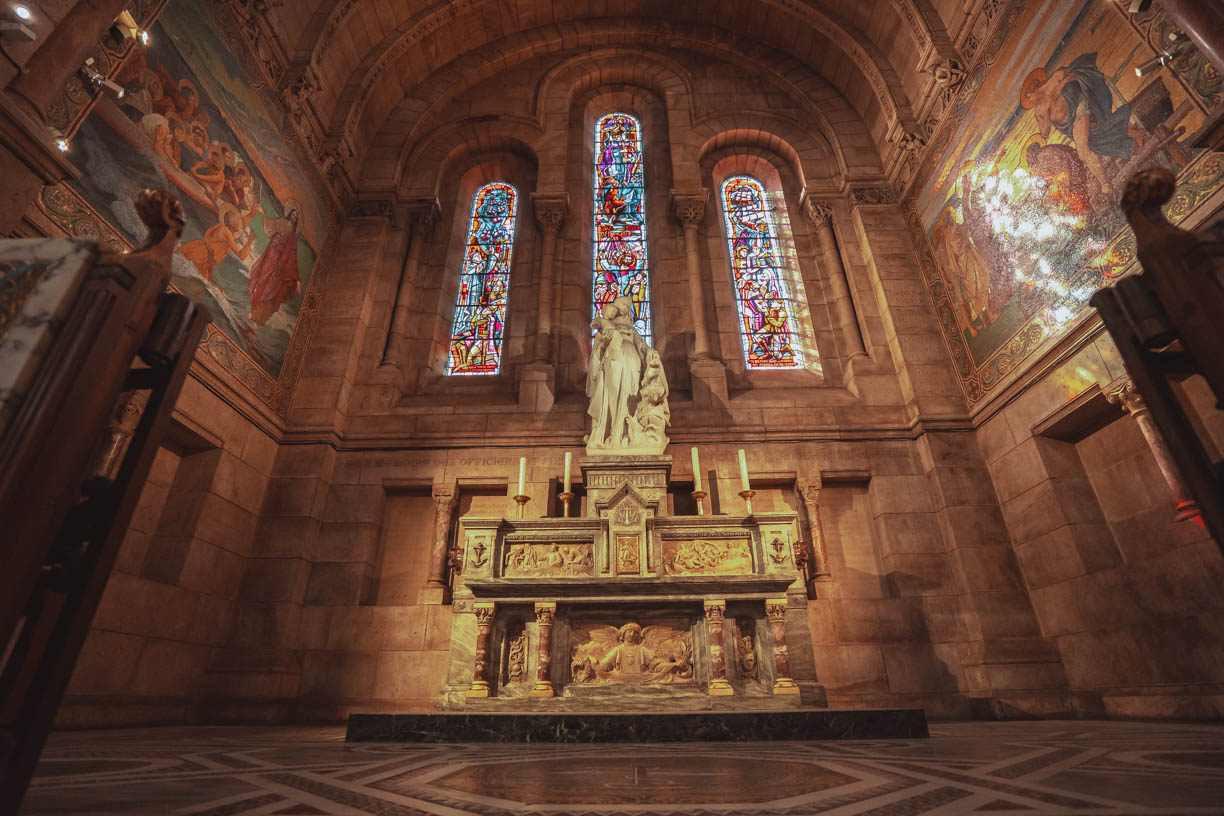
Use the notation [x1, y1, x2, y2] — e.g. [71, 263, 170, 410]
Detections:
[54, 136, 69, 152]
[12, 4, 31, 21]
[138, 29, 149, 45]
[1135, 54, 1168, 77]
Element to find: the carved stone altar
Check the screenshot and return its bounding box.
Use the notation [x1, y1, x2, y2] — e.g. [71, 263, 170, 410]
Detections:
[441, 454, 826, 710]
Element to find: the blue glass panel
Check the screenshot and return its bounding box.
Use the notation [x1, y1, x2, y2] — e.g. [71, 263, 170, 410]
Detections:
[447, 182, 517, 375]
[593, 112, 652, 341]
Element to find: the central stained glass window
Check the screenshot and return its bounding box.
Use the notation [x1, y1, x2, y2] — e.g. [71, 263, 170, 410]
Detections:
[446, 181, 517, 375]
[593, 112, 652, 341]
[720, 175, 803, 368]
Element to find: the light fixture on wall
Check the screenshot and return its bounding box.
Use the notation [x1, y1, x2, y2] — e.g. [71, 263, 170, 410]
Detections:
[80, 57, 124, 99]
[1134, 54, 1168, 77]
[53, 135, 69, 152]
[0, 3, 35, 41]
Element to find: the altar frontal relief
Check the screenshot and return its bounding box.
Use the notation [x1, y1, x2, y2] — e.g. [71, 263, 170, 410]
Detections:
[915, 1, 1224, 404]
[66, 0, 323, 378]
[569, 619, 693, 685]
[661, 537, 753, 576]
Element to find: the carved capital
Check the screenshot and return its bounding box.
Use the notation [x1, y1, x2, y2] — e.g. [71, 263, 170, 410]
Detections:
[703, 600, 726, 624]
[432, 485, 457, 511]
[795, 475, 824, 504]
[1106, 378, 1146, 417]
[671, 189, 709, 228]
[473, 603, 496, 627]
[534, 602, 557, 626]
[850, 186, 898, 206]
[531, 193, 569, 234]
[347, 199, 394, 220]
[765, 598, 789, 623]
[802, 197, 834, 227]
[927, 58, 966, 90]
[405, 198, 441, 236]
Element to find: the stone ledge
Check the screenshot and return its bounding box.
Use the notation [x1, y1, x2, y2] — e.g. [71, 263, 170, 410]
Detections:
[345, 708, 928, 742]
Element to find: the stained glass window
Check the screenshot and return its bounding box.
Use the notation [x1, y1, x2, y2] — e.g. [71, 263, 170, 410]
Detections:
[720, 175, 803, 369]
[446, 182, 517, 375]
[593, 112, 652, 341]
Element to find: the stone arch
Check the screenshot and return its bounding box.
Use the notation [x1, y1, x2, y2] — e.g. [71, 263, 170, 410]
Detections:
[396, 116, 545, 200]
[691, 113, 842, 192]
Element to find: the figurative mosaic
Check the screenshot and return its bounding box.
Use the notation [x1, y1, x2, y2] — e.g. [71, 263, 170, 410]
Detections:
[593, 113, 653, 341]
[447, 182, 518, 375]
[720, 175, 802, 368]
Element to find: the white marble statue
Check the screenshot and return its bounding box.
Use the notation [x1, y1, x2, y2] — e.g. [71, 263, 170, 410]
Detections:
[586, 295, 670, 455]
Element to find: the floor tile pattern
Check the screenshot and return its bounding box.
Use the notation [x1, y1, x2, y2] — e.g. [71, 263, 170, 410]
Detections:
[19, 721, 1224, 815]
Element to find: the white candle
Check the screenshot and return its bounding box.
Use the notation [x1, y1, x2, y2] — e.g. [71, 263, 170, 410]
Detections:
[737, 449, 750, 491]
[518, 457, 527, 496]
[691, 447, 702, 492]
[563, 451, 572, 494]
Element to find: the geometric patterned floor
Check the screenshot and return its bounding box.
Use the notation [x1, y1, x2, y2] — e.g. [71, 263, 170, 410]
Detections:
[20, 721, 1224, 815]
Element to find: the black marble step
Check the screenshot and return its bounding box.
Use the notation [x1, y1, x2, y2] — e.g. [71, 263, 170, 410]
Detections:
[345, 708, 928, 743]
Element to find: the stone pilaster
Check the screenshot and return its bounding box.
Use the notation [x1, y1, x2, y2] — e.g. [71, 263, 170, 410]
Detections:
[382, 199, 440, 370]
[673, 189, 727, 408]
[801, 195, 866, 361]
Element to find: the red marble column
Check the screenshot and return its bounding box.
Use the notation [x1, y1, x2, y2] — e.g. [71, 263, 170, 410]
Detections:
[530, 602, 556, 698]
[704, 600, 733, 695]
[425, 486, 457, 589]
[765, 598, 800, 695]
[9, 0, 132, 121]
[465, 603, 495, 698]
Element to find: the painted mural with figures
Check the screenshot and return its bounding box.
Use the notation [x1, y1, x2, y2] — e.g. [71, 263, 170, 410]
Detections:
[913, 0, 1224, 405]
[64, 0, 325, 378]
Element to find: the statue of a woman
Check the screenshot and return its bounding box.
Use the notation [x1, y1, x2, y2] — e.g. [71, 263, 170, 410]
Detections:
[587, 296, 649, 453]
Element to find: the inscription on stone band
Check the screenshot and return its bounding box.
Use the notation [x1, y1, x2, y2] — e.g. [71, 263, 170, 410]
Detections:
[586, 473, 663, 488]
[503, 542, 594, 577]
[661, 537, 753, 575]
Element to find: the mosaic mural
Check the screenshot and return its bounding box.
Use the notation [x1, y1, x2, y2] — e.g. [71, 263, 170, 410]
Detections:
[912, 0, 1224, 405]
[720, 176, 803, 369]
[447, 182, 518, 375]
[64, 0, 325, 378]
[593, 113, 653, 342]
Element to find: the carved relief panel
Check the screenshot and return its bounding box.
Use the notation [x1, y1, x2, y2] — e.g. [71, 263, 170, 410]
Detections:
[660, 537, 753, 576]
[568, 617, 694, 685]
[502, 541, 595, 577]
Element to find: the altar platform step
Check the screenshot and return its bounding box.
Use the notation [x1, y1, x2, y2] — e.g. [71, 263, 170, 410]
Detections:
[345, 709, 928, 743]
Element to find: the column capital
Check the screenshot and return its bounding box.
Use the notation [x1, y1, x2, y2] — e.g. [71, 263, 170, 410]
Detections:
[1105, 378, 1145, 416]
[796, 475, 824, 500]
[801, 196, 834, 227]
[403, 197, 440, 235]
[473, 602, 496, 625]
[432, 485, 457, 508]
[531, 193, 569, 234]
[703, 599, 726, 622]
[534, 601, 557, 625]
[765, 597, 789, 622]
[670, 188, 709, 228]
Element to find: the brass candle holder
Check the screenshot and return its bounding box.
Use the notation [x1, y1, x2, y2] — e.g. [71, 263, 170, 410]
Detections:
[559, 491, 574, 518]
[692, 489, 708, 516]
[739, 489, 756, 516]
[513, 494, 530, 519]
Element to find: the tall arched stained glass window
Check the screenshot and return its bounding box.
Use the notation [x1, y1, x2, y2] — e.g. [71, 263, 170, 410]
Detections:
[720, 175, 803, 369]
[593, 112, 652, 341]
[446, 182, 518, 375]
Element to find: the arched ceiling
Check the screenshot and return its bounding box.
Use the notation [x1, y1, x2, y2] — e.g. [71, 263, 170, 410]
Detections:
[254, 0, 972, 193]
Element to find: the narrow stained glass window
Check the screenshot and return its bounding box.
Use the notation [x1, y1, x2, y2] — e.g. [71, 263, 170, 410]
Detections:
[593, 112, 652, 341]
[720, 175, 803, 369]
[446, 182, 517, 375]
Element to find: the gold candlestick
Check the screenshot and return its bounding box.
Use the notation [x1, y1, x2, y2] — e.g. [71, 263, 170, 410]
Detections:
[739, 489, 756, 516]
[513, 494, 530, 519]
[559, 491, 574, 518]
[692, 489, 708, 516]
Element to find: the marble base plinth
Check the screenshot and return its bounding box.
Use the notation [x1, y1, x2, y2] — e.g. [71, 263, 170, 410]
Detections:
[345, 708, 928, 743]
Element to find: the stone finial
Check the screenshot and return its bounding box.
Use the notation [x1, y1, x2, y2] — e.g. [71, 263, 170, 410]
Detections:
[671, 190, 708, 228]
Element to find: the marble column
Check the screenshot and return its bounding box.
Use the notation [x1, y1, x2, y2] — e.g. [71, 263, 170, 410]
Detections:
[424, 486, 458, 592]
[530, 602, 557, 698]
[765, 598, 800, 695]
[530, 194, 568, 362]
[382, 200, 439, 369]
[796, 477, 833, 587]
[1107, 379, 1201, 522]
[704, 600, 733, 695]
[466, 603, 496, 698]
[671, 190, 713, 360]
[8, 0, 132, 122]
[802, 197, 866, 359]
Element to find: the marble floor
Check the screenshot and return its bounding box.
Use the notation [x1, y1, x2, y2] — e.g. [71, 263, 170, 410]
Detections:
[18, 721, 1224, 815]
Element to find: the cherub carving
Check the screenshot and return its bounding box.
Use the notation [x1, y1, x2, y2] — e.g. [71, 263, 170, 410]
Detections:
[569, 621, 692, 684]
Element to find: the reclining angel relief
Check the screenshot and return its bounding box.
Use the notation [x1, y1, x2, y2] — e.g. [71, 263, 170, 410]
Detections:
[585, 296, 669, 456]
[569, 621, 693, 684]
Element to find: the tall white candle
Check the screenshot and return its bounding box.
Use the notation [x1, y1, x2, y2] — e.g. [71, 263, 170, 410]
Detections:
[563, 451, 572, 493]
[691, 447, 702, 492]
[737, 449, 750, 491]
[518, 457, 527, 496]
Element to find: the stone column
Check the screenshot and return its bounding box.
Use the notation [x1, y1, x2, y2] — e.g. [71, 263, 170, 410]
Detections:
[530, 194, 568, 362]
[802, 197, 866, 359]
[530, 602, 557, 698]
[765, 598, 800, 695]
[8, 0, 132, 122]
[466, 602, 496, 698]
[704, 600, 733, 695]
[382, 200, 439, 369]
[1107, 379, 1201, 522]
[796, 477, 832, 586]
[672, 190, 713, 360]
[424, 486, 457, 599]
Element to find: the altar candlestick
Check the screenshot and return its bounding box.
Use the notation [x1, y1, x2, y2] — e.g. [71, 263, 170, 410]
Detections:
[518, 457, 526, 497]
[738, 449, 750, 491]
[691, 447, 703, 492]
[563, 451, 572, 494]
